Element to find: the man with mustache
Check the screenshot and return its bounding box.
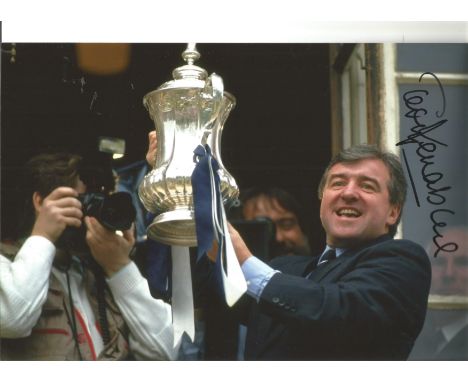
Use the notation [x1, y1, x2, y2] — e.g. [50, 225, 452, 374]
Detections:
[240, 187, 310, 258]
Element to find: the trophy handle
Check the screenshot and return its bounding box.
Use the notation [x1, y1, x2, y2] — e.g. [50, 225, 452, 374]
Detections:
[209, 72, 223, 101]
[206, 72, 224, 124]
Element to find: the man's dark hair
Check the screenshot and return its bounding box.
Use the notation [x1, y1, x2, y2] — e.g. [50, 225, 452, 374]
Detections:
[17, 151, 116, 238]
[317, 144, 407, 237]
[240, 186, 306, 233]
[26, 152, 83, 199]
[19, 152, 83, 236]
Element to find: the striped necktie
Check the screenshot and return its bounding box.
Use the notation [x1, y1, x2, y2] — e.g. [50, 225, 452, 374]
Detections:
[317, 249, 337, 266]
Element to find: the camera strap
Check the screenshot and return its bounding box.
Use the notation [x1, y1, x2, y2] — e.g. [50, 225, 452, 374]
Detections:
[65, 268, 84, 360]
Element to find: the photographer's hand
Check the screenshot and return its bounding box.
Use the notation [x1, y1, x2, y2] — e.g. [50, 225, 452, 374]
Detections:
[31, 187, 83, 243]
[85, 216, 135, 277]
[145, 131, 157, 168]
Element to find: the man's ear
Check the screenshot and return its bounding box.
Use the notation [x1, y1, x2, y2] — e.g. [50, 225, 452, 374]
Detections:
[32, 192, 44, 213]
[387, 204, 401, 227]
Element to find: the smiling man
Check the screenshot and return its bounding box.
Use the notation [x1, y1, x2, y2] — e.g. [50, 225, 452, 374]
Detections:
[226, 144, 432, 360]
[318, 157, 400, 248]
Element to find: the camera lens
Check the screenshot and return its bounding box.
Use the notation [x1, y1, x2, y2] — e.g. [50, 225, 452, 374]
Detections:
[78, 192, 136, 231]
[100, 192, 136, 231]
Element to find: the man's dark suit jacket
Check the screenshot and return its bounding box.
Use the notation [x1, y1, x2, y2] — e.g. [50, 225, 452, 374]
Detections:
[436, 325, 468, 360]
[409, 309, 468, 360]
[241, 234, 431, 360]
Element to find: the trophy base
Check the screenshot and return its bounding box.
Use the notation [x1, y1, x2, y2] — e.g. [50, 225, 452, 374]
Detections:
[146, 209, 197, 247]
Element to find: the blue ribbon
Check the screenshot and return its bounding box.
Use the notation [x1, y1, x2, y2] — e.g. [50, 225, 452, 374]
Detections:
[192, 144, 221, 257]
[191, 144, 226, 296]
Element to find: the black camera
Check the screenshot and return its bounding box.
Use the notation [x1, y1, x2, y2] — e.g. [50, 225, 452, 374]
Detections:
[78, 192, 136, 231]
[231, 217, 276, 261]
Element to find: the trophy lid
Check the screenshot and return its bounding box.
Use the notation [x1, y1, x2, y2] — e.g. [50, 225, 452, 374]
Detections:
[154, 43, 209, 92]
[143, 43, 236, 111]
[172, 43, 208, 80]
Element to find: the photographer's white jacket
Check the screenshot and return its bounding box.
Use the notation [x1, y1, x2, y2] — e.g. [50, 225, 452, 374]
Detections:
[0, 235, 178, 360]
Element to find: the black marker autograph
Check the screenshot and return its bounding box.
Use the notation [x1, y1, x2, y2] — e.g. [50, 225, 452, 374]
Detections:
[396, 72, 458, 257]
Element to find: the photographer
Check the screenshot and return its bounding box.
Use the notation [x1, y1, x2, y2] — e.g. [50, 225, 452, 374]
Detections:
[240, 186, 311, 258]
[0, 152, 178, 360]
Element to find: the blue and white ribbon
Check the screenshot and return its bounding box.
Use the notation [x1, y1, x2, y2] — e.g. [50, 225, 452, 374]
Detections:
[170, 144, 246, 347]
[192, 144, 247, 306]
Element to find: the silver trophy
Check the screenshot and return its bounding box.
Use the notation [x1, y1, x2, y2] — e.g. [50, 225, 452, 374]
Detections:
[139, 44, 239, 246]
